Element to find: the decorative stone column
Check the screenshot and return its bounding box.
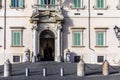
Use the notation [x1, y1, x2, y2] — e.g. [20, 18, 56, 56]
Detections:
[32, 24, 38, 63]
[55, 22, 62, 62]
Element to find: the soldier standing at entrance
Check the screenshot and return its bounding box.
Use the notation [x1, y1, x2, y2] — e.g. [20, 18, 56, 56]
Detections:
[66, 53, 71, 63]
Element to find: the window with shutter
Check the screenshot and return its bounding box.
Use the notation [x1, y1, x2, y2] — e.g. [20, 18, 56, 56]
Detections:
[74, 0, 83, 8]
[11, 0, 15, 7]
[96, 0, 105, 8]
[12, 31, 22, 46]
[50, 0, 55, 5]
[11, 0, 24, 8]
[18, 0, 24, 8]
[96, 32, 105, 46]
[73, 32, 82, 46]
[38, 0, 45, 5]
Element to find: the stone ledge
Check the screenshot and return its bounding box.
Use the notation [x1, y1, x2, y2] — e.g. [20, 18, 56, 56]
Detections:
[95, 46, 108, 48]
[72, 46, 85, 48]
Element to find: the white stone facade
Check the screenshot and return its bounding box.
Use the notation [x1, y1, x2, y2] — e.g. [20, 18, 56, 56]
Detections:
[0, 0, 120, 65]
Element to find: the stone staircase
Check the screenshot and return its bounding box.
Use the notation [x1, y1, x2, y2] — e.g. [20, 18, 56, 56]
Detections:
[0, 61, 120, 80]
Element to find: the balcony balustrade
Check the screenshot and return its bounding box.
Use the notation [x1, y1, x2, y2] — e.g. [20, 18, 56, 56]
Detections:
[33, 0, 62, 11]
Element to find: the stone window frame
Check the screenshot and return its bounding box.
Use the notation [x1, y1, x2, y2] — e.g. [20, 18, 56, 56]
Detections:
[10, 27, 25, 47]
[93, 0, 109, 10]
[13, 55, 21, 63]
[10, 0, 25, 9]
[97, 55, 105, 63]
[95, 27, 109, 48]
[96, 31, 105, 46]
[70, 0, 85, 10]
[71, 27, 86, 47]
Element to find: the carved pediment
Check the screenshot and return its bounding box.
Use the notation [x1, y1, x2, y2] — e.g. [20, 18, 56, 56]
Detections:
[30, 10, 64, 23]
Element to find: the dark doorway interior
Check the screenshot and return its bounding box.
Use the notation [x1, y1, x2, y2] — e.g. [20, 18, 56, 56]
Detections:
[44, 47, 54, 61]
[40, 30, 55, 61]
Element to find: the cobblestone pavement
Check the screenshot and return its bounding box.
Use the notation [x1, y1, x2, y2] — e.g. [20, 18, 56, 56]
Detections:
[0, 61, 120, 80]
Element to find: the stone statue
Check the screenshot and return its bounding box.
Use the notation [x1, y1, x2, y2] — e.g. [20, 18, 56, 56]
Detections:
[24, 48, 30, 62]
[64, 49, 71, 62]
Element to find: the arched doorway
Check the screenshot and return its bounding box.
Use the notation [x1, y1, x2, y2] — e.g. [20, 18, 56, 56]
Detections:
[40, 30, 55, 61]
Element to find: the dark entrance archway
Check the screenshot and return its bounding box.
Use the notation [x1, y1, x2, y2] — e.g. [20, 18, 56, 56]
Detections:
[40, 30, 55, 61]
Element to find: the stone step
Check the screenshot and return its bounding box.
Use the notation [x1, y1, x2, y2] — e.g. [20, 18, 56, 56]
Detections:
[1, 61, 77, 77]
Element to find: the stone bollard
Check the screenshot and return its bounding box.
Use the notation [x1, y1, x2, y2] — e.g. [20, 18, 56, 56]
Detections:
[43, 68, 47, 77]
[77, 59, 85, 76]
[25, 68, 29, 77]
[4, 59, 12, 77]
[102, 60, 109, 76]
[60, 68, 64, 77]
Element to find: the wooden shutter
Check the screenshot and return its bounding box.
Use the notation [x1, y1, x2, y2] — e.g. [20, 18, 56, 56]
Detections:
[74, 32, 77, 45]
[101, 0, 104, 8]
[97, 0, 104, 8]
[19, 0, 24, 8]
[77, 0, 81, 8]
[74, 0, 82, 8]
[16, 32, 20, 45]
[12, 31, 21, 46]
[41, 0, 45, 4]
[50, 0, 55, 5]
[97, 32, 104, 46]
[76, 32, 81, 45]
[73, 32, 81, 46]
[11, 0, 14, 7]
[74, 0, 77, 8]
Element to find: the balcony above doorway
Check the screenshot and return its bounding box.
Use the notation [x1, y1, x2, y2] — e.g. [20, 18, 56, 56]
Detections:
[33, 0, 62, 11]
[30, 0, 64, 23]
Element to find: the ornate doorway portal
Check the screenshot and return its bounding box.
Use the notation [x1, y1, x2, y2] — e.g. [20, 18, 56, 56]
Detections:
[40, 30, 55, 61]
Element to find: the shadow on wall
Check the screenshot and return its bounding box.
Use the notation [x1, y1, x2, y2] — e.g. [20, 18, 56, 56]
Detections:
[62, 0, 76, 54]
[70, 52, 81, 63]
[63, 0, 72, 7]
[62, 14, 74, 50]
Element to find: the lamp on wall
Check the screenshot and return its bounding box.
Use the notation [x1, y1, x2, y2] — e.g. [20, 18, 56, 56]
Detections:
[114, 25, 120, 40]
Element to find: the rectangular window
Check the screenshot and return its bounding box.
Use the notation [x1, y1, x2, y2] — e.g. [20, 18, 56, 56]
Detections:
[97, 56, 104, 63]
[74, 0, 83, 8]
[96, 0, 105, 8]
[12, 30, 22, 46]
[74, 56, 81, 62]
[96, 32, 105, 46]
[11, 0, 24, 8]
[50, 0, 55, 5]
[38, 0, 55, 5]
[13, 56, 20, 62]
[73, 32, 82, 46]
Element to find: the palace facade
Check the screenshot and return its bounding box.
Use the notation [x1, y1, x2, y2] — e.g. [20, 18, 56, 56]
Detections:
[0, 0, 120, 65]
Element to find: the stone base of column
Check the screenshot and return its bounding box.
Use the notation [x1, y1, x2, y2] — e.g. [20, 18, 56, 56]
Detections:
[32, 56, 37, 63]
[55, 56, 61, 62]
